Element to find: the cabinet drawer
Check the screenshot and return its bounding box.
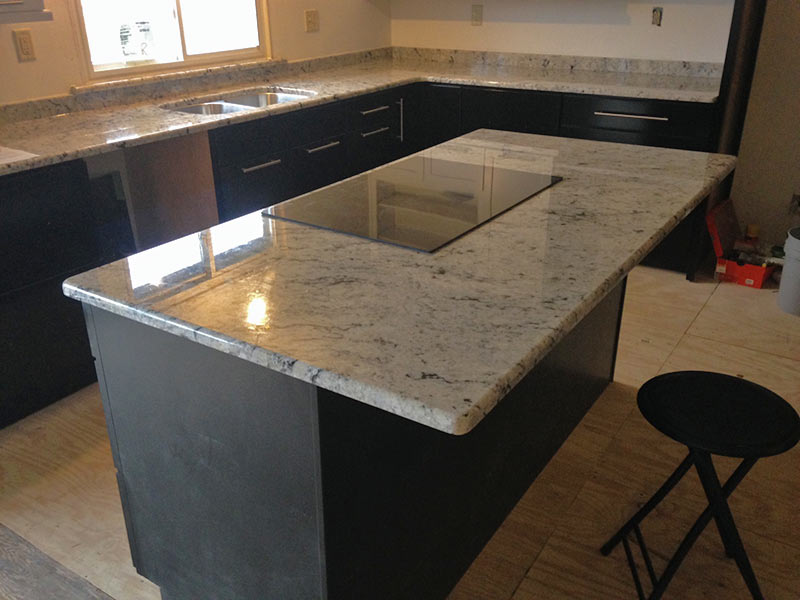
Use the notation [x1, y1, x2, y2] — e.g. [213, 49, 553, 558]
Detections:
[350, 124, 402, 174]
[345, 89, 402, 132]
[209, 111, 298, 168]
[294, 134, 352, 194]
[215, 150, 297, 223]
[560, 94, 716, 150]
[461, 87, 562, 135]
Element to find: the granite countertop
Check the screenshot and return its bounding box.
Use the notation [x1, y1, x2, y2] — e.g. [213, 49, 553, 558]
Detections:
[64, 130, 736, 435]
[0, 57, 721, 177]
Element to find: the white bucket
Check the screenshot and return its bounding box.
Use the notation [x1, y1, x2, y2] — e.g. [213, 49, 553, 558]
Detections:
[778, 227, 800, 315]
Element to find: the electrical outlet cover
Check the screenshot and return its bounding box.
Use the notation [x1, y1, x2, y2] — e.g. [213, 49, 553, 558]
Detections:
[471, 5, 483, 26]
[13, 29, 36, 62]
[304, 9, 319, 33]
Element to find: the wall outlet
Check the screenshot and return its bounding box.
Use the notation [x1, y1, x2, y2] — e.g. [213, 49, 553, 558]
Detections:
[304, 9, 319, 33]
[471, 5, 483, 26]
[652, 7, 663, 27]
[13, 29, 36, 62]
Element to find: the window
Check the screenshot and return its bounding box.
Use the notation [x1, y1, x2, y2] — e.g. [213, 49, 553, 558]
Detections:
[77, 0, 266, 74]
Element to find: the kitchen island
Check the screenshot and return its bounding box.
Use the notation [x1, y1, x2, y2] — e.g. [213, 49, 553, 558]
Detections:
[64, 130, 735, 599]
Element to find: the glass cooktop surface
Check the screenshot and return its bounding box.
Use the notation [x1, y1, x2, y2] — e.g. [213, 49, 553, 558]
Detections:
[264, 151, 561, 252]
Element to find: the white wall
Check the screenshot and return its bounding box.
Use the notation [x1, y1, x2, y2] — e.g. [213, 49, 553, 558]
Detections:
[391, 0, 734, 63]
[0, 0, 85, 104]
[731, 1, 800, 245]
[269, 0, 390, 60]
[0, 0, 391, 104]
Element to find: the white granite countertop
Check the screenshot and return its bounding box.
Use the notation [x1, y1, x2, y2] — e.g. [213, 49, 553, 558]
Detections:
[64, 130, 735, 435]
[0, 58, 721, 177]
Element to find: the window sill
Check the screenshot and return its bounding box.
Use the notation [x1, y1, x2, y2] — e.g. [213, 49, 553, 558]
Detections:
[70, 57, 286, 95]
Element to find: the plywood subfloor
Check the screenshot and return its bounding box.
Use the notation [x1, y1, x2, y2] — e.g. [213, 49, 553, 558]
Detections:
[1, 266, 798, 599]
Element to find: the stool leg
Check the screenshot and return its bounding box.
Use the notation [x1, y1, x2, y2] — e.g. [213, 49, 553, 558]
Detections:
[600, 453, 694, 556]
[693, 451, 764, 600]
[701, 456, 738, 559]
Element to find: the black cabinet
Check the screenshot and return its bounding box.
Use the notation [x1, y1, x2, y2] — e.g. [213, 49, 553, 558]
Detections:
[559, 94, 720, 277]
[1, 160, 133, 427]
[209, 80, 721, 281]
[344, 87, 405, 174]
[214, 149, 297, 223]
[560, 94, 717, 152]
[296, 133, 352, 194]
[462, 86, 562, 135]
[210, 87, 425, 223]
[422, 83, 464, 148]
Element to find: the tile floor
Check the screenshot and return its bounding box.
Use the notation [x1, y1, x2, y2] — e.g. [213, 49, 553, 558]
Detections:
[0, 266, 798, 599]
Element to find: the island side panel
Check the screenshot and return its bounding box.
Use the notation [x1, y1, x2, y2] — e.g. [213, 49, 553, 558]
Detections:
[317, 279, 626, 600]
[83, 306, 327, 600]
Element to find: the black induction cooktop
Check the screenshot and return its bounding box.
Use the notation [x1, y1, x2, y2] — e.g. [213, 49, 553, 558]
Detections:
[264, 153, 561, 252]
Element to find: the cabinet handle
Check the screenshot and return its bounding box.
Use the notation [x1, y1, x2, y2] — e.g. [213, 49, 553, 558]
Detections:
[593, 111, 669, 122]
[398, 98, 404, 143]
[305, 140, 341, 154]
[360, 105, 390, 116]
[361, 126, 390, 138]
[241, 158, 282, 174]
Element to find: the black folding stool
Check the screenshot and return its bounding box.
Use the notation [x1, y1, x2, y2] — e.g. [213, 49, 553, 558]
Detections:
[600, 371, 800, 600]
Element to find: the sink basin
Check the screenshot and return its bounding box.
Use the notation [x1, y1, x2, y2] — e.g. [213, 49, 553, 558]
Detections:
[174, 101, 250, 115]
[164, 87, 316, 115]
[222, 91, 314, 108]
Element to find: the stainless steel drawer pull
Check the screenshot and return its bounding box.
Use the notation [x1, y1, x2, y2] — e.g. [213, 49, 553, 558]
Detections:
[241, 158, 282, 174]
[594, 111, 669, 122]
[361, 126, 390, 138]
[360, 105, 390, 116]
[305, 140, 341, 154]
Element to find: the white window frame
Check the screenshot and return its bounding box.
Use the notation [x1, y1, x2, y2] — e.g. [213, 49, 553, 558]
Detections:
[71, 0, 271, 81]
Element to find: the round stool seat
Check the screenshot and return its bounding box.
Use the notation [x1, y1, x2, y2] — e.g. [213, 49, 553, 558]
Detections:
[638, 371, 800, 459]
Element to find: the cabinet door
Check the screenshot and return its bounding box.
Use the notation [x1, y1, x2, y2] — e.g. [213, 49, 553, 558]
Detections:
[461, 87, 562, 135]
[0, 160, 100, 427]
[424, 84, 464, 147]
[560, 94, 717, 151]
[216, 150, 298, 223]
[396, 83, 428, 154]
[0, 160, 97, 292]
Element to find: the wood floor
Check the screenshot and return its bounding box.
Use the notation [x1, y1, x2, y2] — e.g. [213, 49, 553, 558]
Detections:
[0, 266, 798, 599]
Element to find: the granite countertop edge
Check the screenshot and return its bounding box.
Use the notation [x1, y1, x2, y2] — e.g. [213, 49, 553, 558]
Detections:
[1, 61, 720, 177]
[62, 133, 736, 435]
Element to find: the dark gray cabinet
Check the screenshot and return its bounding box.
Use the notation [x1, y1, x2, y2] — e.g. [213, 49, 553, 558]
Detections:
[422, 83, 465, 147]
[560, 94, 717, 151]
[461, 86, 562, 136]
[1, 160, 134, 427]
[209, 83, 720, 278]
[210, 86, 422, 223]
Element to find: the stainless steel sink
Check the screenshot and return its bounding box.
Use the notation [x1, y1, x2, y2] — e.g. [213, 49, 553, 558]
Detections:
[164, 87, 316, 115]
[222, 91, 314, 108]
[174, 101, 250, 115]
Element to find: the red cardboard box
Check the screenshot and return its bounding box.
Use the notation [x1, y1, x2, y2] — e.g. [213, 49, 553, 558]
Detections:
[706, 199, 775, 289]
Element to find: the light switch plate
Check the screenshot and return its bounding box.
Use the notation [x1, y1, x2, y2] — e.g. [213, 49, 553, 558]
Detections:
[471, 5, 483, 26]
[304, 9, 319, 33]
[13, 28, 36, 62]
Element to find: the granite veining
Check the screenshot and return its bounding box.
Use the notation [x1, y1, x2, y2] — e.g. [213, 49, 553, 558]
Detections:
[0, 55, 722, 177]
[64, 130, 736, 435]
[391, 47, 723, 78]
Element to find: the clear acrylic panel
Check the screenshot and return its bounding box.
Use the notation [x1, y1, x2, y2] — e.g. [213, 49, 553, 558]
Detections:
[180, 0, 259, 56]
